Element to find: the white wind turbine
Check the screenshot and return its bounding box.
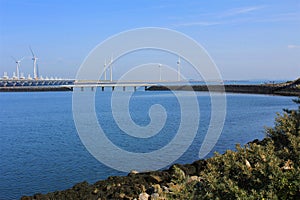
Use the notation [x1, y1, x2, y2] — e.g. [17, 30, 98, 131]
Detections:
[109, 55, 113, 82]
[29, 46, 38, 79]
[104, 59, 107, 80]
[11, 56, 25, 79]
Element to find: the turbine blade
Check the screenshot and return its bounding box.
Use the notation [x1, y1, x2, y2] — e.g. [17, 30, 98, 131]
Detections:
[29, 46, 35, 57]
[19, 56, 25, 62]
[11, 56, 17, 62]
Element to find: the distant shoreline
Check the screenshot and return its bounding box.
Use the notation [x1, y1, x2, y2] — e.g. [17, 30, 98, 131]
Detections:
[1, 78, 299, 96]
[0, 85, 298, 96]
[146, 84, 300, 97]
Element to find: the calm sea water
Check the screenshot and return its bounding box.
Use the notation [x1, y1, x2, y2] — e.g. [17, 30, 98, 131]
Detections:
[0, 89, 297, 199]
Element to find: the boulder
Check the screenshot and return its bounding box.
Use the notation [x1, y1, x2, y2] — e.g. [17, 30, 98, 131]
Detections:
[139, 192, 149, 200]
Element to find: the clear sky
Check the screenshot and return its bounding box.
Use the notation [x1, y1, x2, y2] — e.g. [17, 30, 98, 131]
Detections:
[0, 0, 299, 80]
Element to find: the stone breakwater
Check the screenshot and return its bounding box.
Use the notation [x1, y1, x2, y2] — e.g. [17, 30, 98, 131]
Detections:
[147, 84, 300, 96]
[1, 84, 298, 95]
[0, 86, 73, 92]
[21, 160, 207, 200]
[1, 78, 299, 95]
[147, 78, 300, 96]
[20, 138, 271, 200]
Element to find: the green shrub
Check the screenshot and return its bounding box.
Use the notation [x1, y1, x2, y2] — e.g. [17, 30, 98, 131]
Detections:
[170, 98, 300, 199]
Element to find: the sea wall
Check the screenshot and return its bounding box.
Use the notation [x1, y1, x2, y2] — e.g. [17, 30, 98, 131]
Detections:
[0, 86, 72, 92]
[147, 85, 300, 96]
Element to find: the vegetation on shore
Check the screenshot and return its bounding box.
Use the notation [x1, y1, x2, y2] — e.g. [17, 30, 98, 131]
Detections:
[22, 98, 300, 200]
[169, 98, 300, 199]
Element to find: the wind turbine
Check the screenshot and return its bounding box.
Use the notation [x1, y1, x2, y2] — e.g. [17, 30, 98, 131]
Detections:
[11, 56, 25, 79]
[29, 46, 38, 79]
[109, 55, 113, 82]
[104, 59, 107, 80]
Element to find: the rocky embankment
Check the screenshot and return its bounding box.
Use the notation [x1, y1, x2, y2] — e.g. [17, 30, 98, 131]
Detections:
[18, 139, 275, 200]
[0, 86, 72, 92]
[147, 78, 300, 97]
[21, 160, 207, 200]
[21, 134, 299, 200]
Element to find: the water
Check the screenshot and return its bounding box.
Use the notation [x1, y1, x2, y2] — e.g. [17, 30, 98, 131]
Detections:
[0, 90, 297, 199]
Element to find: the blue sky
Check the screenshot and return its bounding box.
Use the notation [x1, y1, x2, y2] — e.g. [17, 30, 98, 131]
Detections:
[0, 0, 299, 80]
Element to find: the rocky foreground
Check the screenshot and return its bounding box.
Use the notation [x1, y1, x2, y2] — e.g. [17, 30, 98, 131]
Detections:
[21, 131, 300, 200]
[21, 160, 207, 200]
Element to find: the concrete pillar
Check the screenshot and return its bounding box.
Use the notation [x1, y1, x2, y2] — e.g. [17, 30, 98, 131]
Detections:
[123, 86, 125, 91]
[102, 87, 104, 91]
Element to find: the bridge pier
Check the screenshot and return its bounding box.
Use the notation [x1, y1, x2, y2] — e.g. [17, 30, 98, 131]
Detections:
[34, 82, 156, 92]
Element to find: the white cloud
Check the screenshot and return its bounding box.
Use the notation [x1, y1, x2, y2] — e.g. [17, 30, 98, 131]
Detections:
[172, 5, 299, 28]
[173, 5, 266, 27]
[288, 45, 300, 49]
[221, 6, 265, 17]
[255, 12, 300, 23]
[174, 21, 221, 27]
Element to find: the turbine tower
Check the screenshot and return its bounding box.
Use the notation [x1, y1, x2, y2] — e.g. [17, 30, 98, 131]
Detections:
[158, 63, 162, 81]
[177, 56, 181, 81]
[11, 56, 25, 79]
[36, 63, 39, 78]
[110, 55, 113, 82]
[104, 59, 107, 80]
[29, 46, 38, 79]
